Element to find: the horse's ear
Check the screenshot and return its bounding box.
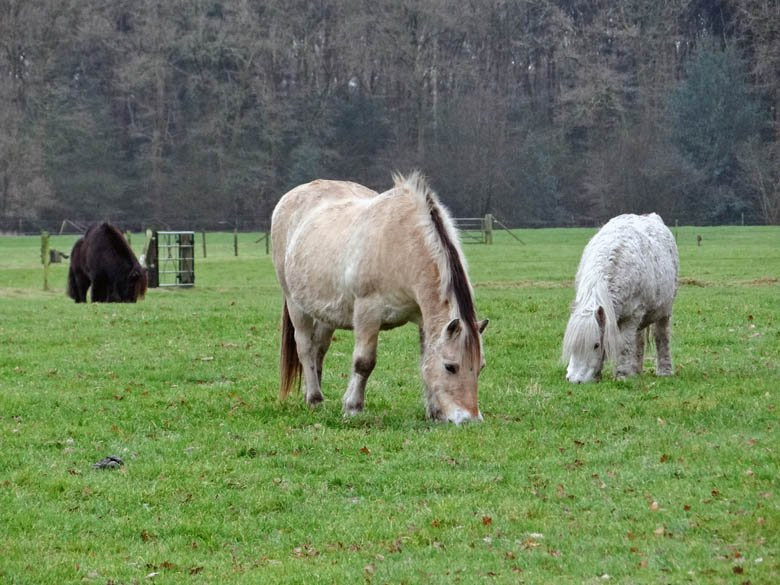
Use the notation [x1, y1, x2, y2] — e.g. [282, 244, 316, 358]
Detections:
[595, 306, 606, 329]
[445, 318, 461, 339]
[478, 319, 489, 334]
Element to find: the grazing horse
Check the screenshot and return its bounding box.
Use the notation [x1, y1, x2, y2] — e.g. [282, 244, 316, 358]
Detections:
[67, 222, 148, 303]
[271, 173, 488, 423]
[562, 213, 678, 383]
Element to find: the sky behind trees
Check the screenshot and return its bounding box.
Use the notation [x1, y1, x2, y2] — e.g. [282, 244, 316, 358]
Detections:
[1, 0, 779, 232]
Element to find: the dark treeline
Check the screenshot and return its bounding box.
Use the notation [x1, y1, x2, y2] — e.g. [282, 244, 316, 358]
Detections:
[2, 0, 779, 232]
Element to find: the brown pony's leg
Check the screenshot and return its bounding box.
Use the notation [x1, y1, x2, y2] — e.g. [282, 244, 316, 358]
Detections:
[287, 304, 324, 405]
[67, 268, 90, 303]
[343, 301, 380, 416]
[654, 316, 673, 376]
[91, 275, 109, 302]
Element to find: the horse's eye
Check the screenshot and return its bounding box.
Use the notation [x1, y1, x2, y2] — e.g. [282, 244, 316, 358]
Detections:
[594, 343, 600, 350]
[444, 363, 459, 374]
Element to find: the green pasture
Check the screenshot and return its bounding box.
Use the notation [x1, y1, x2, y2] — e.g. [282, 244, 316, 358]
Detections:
[0, 226, 778, 584]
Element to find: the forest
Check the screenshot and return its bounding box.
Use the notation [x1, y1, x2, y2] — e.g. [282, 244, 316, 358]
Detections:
[1, 0, 779, 232]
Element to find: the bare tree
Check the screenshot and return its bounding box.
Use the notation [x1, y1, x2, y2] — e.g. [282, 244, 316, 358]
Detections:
[738, 138, 780, 223]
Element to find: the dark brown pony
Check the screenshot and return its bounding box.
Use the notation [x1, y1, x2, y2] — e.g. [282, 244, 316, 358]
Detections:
[67, 223, 148, 303]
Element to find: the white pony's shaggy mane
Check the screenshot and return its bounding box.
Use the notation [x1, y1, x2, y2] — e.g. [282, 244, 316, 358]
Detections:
[561, 278, 620, 363]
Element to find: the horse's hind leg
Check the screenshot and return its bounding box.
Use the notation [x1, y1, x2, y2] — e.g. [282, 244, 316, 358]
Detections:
[69, 270, 89, 303]
[287, 305, 325, 405]
[634, 328, 646, 374]
[343, 303, 380, 416]
[313, 321, 334, 387]
[654, 316, 673, 376]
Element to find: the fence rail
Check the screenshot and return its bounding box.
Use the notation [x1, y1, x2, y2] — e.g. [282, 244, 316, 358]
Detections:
[454, 217, 490, 244]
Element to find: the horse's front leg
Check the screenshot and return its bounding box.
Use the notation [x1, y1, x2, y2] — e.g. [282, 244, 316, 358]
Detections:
[91, 276, 109, 302]
[615, 318, 641, 379]
[653, 316, 673, 376]
[343, 303, 380, 416]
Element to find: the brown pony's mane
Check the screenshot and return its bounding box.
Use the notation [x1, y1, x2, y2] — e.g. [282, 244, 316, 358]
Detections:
[92, 222, 147, 298]
[98, 222, 134, 253]
[397, 172, 481, 362]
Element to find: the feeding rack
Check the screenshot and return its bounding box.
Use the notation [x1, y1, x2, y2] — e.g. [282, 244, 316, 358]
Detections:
[144, 230, 195, 287]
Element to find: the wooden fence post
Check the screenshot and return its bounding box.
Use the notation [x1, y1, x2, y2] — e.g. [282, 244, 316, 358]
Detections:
[233, 228, 238, 256]
[41, 231, 50, 291]
[484, 214, 493, 244]
[202, 231, 207, 258]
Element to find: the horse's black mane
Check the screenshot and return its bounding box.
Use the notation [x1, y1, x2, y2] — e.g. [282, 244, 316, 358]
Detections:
[425, 192, 481, 361]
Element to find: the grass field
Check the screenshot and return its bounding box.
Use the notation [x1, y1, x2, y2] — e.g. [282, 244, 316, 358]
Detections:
[0, 226, 778, 584]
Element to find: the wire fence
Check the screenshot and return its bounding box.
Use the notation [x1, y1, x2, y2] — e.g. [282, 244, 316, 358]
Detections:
[0, 209, 771, 237]
[0, 216, 271, 236]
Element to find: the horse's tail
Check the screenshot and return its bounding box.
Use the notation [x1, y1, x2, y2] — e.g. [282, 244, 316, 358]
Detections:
[279, 300, 301, 400]
[66, 239, 85, 302]
[66, 265, 78, 301]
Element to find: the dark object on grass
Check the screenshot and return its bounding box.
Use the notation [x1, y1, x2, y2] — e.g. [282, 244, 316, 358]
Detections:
[93, 455, 124, 470]
[49, 249, 69, 263]
[67, 222, 147, 303]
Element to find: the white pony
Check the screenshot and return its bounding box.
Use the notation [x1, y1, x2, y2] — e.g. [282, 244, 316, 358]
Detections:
[562, 213, 679, 383]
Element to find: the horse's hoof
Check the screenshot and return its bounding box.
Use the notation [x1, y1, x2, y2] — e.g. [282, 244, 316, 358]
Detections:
[307, 393, 324, 407]
[343, 404, 364, 417]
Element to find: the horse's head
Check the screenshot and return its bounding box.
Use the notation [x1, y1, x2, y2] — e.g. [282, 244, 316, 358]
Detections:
[563, 306, 607, 383]
[118, 266, 148, 302]
[133, 266, 149, 300]
[421, 318, 488, 424]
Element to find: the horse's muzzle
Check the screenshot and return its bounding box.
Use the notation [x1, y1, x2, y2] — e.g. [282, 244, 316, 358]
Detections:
[447, 408, 483, 425]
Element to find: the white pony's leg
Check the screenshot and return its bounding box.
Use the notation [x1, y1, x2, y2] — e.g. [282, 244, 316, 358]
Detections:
[615, 319, 640, 379]
[634, 328, 646, 374]
[343, 301, 380, 416]
[654, 316, 673, 376]
[287, 305, 324, 405]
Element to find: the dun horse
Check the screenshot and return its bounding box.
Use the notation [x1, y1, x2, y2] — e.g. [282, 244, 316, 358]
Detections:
[271, 173, 488, 423]
[67, 222, 148, 303]
[562, 213, 678, 383]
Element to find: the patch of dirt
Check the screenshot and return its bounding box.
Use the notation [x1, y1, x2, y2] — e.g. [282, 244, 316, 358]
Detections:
[744, 277, 779, 286]
[678, 277, 708, 287]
